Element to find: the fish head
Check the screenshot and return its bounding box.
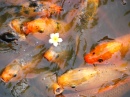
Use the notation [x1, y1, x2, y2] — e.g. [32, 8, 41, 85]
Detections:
[52, 83, 64, 95]
[9, 17, 28, 41]
[84, 42, 108, 64]
[0, 60, 22, 83]
[44, 48, 59, 62]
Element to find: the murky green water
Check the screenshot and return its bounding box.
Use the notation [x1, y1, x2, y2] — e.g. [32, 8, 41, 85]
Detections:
[0, 0, 130, 97]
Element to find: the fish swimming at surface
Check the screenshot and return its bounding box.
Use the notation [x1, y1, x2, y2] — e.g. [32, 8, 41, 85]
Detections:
[0, 45, 46, 83]
[52, 61, 130, 95]
[84, 34, 130, 64]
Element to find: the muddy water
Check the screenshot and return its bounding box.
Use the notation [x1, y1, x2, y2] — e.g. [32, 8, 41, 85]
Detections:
[0, 0, 130, 97]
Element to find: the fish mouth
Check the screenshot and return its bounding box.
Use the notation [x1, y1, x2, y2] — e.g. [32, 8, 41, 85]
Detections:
[0, 77, 9, 83]
[84, 54, 93, 63]
[52, 83, 64, 95]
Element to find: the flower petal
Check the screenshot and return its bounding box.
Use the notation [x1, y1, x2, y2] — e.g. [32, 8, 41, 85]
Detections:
[58, 38, 63, 42]
[55, 33, 59, 37]
[50, 33, 55, 38]
[49, 39, 53, 44]
[53, 42, 58, 47]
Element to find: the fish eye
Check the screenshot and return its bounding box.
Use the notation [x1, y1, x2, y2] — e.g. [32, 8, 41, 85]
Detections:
[98, 59, 103, 63]
[13, 74, 17, 77]
[55, 54, 59, 59]
[92, 52, 95, 55]
[71, 85, 76, 88]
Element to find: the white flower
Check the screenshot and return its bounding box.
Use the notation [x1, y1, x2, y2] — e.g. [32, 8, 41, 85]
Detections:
[49, 33, 63, 47]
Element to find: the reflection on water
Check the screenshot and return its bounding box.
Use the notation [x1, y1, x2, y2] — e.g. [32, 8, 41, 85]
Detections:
[0, 0, 130, 97]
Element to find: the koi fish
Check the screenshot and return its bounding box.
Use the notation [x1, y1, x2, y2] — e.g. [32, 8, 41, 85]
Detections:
[0, 45, 46, 83]
[9, 17, 30, 40]
[84, 34, 130, 64]
[52, 61, 130, 95]
[43, 42, 74, 67]
[20, 1, 62, 17]
[22, 17, 61, 35]
[52, 67, 97, 95]
[9, 16, 77, 41]
[9, 17, 61, 40]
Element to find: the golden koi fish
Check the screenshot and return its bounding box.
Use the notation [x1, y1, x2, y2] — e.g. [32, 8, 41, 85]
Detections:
[84, 34, 130, 64]
[52, 61, 130, 95]
[0, 45, 46, 83]
[9, 17, 62, 40]
[9, 17, 76, 41]
[52, 67, 97, 95]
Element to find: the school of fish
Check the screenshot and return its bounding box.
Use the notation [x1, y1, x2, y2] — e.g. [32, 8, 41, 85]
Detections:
[0, 0, 130, 97]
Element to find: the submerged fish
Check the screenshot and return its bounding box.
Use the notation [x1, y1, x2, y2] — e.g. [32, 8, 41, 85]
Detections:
[84, 34, 130, 64]
[43, 42, 74, 67]
[0, 45, 46, 83]
[76, 0, 99, 30]
[20, 1, 62, 17]
[52, 61, 130, 95]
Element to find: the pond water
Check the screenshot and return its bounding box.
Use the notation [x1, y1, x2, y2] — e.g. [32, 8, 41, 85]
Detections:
[0, 0, 130, 97]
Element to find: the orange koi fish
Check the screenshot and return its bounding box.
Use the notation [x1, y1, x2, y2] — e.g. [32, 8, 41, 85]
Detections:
[84, 34, 130, 64]
[22, 17, 61, 35]
[0, 45, 45, 83]
[43, 42, 74, 67]
[9, 17, 62, 40]
[9, 17, 30, 40]
[9, 17, 75, 41]
[52, 61, 130, 95]
[20, 1, 62, 17]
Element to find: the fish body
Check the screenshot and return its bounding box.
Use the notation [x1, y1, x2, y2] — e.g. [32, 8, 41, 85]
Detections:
[20, 1, 62, 17]
[22, 18, 60, 35]
[52, 67, 97, 95]
[9, 17, 30, 40]
[9, 17, 61, 40]
[76, 0, 99, 30]
[52, 61, 130, 95]
[0, 45, 45, 83]
[84, 34, 130, 64]
[9, 17, 75, 41]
